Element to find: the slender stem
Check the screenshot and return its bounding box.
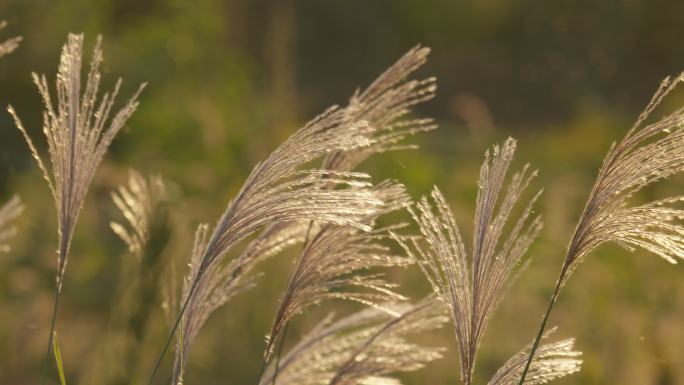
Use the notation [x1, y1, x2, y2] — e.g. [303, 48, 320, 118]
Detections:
[517, 265, 567, 385]
[271, 323, 289, 385]
[255, 354, 269, 385]
[148, 276, 200, 385]
[40, 285, 62, 385]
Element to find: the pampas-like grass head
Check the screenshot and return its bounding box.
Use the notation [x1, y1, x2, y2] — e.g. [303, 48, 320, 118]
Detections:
[560, 72, 684, 283]
[263, 180, 412, 361]
[110, 170, 167, 259]
[163, 45, 437, 385]
[488, 327, 581, 385]
[239, 45, 437, 279]
[518, 71, 684, 385]
[258, 298, 447, 385]
[8, 33, 145, 290]
[394, 138, 545, 385]
[323, 45, 436, 171]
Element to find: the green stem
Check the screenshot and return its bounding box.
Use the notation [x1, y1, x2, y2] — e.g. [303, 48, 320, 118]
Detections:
[517, 266, 566, 385]
[148, 276, 200, 385]
[40, 285, 62, 385]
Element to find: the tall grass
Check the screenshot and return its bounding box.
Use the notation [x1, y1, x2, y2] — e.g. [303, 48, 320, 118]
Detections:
[8, 33, 144, 385]
[517, 72, 684, 384]
[2, 27, 684, 385]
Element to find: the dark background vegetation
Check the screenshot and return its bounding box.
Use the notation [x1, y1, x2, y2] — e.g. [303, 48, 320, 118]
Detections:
[2, 1, 684, 384]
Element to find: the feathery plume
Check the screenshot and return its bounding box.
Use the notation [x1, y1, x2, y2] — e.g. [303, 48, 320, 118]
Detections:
[0, 195, 24, 252]
[327, 297, 446, 385]
[394, 138, 542, 385]
[0, 20, 21, 58]
[155, 46, 437, 384]
[171, 223, 263, 384]
[110, 170, 167, 258]
[257, 44, 436, 366]
[7, 33, 145, 385]
[171, 177, 398, 384]
[488, 328, 581, 385]
[259, 308, 392, 385]
[258, 298, 447, 385]
[322, 45, 436, 172]
[155, 114, 382, 384]
[79, 170, 172, 385]
[263, 181, 411, 361]
[239, 44, 437, 278]
[179, 116, 379, 273]
[518, 72, 684, 384]
[8, 33, 145, 291]
[236, 221, 318, 270]
[558, 72, 684, 280]
[257, 45, 436, 373]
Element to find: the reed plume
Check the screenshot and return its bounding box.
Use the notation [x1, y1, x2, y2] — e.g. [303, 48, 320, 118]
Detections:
[109, 170, 171, 333]
[168, 179, 378, 384]
[110, 170, 168, 258]
[9, 33, 145, 291]
[258, 298, 447, 385]
[518, 72, 684, 384]
[7, 33, 145, 384]
[219, 44, 437, 297]
[488, 328, 581, 385]
[237, 44, 436, 279]
[158, 45, 437, 384]
[0, 195, 24, 252]
[80, 170, 171, 385]
[0, 20, 20, 58]
[322, 45, 436, 172]
[394, 138, 546, 385]
[327, 297, 446, 385]
[263, 181, 411, 361]
[261, 43, 436, 369]
[171, 222, 262, 384]
[154, 110, 383, 384]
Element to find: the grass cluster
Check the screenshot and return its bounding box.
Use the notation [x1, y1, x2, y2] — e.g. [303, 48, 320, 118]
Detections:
[2, 25, 684, 385]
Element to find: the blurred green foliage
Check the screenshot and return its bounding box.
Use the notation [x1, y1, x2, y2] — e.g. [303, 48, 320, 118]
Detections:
[2, 1, 684, 384]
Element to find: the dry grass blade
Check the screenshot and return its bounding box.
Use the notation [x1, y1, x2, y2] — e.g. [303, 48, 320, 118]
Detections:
[0, 20, 21, 58]
[8, 33, 145, 290]
[393, 138, 542, 385]
[488, 328, 581, 385]
[110, 170, 167, 258]
[258, 298, 446, 385]
[0, 195, 24, 252]
[263, 181, 412, 361]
